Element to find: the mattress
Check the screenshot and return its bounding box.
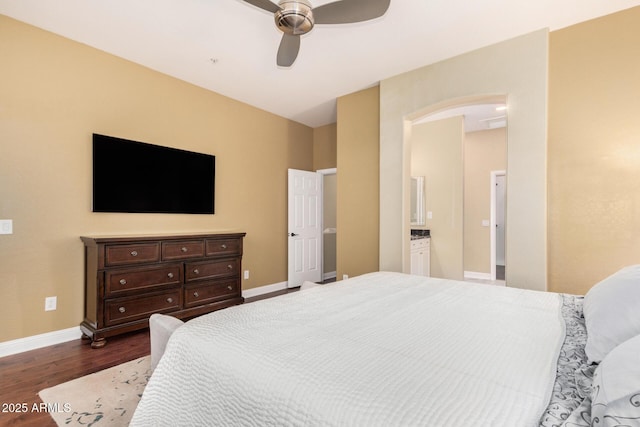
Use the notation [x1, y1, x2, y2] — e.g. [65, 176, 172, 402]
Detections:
[131, 271, 566, 427]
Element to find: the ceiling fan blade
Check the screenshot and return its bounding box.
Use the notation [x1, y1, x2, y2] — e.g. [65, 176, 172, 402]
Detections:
[277, 33, 301, 67]
[313, 0, 390, 24]
[241, 0, 281, 14]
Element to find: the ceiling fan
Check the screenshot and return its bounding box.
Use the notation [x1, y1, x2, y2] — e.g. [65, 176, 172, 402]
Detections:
[242, 0, 391, 67]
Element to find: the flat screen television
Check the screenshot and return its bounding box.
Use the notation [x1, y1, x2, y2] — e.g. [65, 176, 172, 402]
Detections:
[92, 133, 215, 214]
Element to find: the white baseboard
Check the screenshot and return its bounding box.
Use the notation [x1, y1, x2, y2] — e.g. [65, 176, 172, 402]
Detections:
[0, 326, 82, 358]
[464, 271, 492, 280]
[323, 271, 337, 281]
[242, 281, 288, 299]
[243, 274, 337, 298]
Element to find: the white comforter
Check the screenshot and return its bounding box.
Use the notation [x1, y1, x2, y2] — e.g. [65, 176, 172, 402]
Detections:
[131, 272, 564, 427]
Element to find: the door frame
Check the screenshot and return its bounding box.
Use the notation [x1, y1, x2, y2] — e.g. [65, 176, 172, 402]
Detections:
[490, 170, 506, 281]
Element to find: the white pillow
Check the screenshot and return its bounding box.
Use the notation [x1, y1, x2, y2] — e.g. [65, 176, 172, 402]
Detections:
[583, 265, 640, 363]
[590, 333, 640, 426]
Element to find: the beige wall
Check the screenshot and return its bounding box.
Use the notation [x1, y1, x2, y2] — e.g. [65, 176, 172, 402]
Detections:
[411, 117, 465, 280]
[548, 7, 640, 295]
[380, 30, 548, 292]
[336, 87, 380, 278]
[464, 128, 507, 274]
[0, 15, 313, 342]
[313, 123, 337, 171]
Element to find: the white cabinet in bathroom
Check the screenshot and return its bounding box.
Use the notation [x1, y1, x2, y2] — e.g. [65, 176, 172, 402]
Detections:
[410, 238, 430, 277]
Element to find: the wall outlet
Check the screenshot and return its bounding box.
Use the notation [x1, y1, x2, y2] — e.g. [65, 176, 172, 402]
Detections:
[45, 296, 57, 311]
[342, 274, 349, 280]
[244, 270, 249, 280]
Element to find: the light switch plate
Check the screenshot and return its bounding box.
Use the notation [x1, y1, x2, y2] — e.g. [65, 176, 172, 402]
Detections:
[0, 220, 13, 234]
[45, 296, 57, 311]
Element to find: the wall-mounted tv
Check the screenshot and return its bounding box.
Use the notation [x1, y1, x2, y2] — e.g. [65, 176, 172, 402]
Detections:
[92, 134, 215, 214]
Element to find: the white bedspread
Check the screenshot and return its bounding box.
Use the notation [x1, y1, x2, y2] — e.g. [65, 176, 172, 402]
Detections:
[131, 272, 564, 427]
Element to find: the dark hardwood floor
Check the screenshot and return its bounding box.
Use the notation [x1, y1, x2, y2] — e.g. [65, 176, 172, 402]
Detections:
[0, 289, 301, 426]
[0, 331, 150, 427]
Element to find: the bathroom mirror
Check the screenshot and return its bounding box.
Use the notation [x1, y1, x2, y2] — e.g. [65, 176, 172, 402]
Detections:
[410, 176, 425, 226]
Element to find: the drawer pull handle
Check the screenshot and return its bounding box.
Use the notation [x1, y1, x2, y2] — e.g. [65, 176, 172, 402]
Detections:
[167, 272, 174, 279]
[119, 279, 127, 285]
[167, 297, 173, 303]
[193, 268, 199, 275]
[118, 307, 126, 313]
[227, 264, 233, 270]
[130, 251, 138, 257]
[221, 244, 227, 249]
[227, 285, 234, 291]
[181, 247, 188, 253]
[193, 291, 199, 298]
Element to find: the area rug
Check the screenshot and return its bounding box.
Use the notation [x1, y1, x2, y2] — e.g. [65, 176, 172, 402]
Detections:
[38, 355, 151, 426]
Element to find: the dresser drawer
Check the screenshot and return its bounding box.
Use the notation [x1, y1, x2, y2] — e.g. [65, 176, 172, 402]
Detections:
[206, 238, 242, 257]
[162, 240, 205, 260]
[105, 290, 182, 326]
[185, 259, 239, 283]
[105, 243, 160, 266]
[105, 264, 183, 297]
[184, 279, 240, 308]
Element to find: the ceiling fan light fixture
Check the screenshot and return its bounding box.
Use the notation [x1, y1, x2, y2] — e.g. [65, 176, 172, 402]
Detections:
[275, 0, 314, 35]
[242, 0, 390, 67]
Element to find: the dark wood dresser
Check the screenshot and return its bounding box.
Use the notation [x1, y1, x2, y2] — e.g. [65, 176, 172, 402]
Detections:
[80, 232, 246, 348]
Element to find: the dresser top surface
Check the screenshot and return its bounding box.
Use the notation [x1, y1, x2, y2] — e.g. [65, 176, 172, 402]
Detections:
[81, 231, 246, 245]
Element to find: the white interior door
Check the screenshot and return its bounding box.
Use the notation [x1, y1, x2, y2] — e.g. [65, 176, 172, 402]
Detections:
[288, 169, 323, 288]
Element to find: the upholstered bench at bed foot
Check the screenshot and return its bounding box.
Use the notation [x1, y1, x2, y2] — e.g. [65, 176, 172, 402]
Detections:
[149, 313, 185, 371]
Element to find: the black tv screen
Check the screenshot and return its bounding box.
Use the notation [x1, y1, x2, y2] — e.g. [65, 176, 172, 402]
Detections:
[92, 134, 215, 214]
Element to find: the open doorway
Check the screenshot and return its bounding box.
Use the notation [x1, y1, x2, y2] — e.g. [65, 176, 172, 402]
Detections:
[319, 168, 337, 282]
[491, 171, 506, 281]
[410, 100, 507, 283]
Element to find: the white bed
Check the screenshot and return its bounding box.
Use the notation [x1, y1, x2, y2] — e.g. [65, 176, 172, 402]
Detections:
[131, 271, 581, 426]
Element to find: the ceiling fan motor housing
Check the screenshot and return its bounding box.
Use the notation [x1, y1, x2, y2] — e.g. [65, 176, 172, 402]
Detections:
[275, 0, 314, 35]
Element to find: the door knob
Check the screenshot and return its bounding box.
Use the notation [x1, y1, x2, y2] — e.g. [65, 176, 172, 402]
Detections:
[289, 232, 298, 237]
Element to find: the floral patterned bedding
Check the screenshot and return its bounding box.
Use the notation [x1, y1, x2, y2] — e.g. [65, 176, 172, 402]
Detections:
[539, 294, 595, 427]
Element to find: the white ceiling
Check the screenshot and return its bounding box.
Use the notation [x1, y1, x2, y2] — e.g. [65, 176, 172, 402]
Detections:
[1, 0, 638, 128]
